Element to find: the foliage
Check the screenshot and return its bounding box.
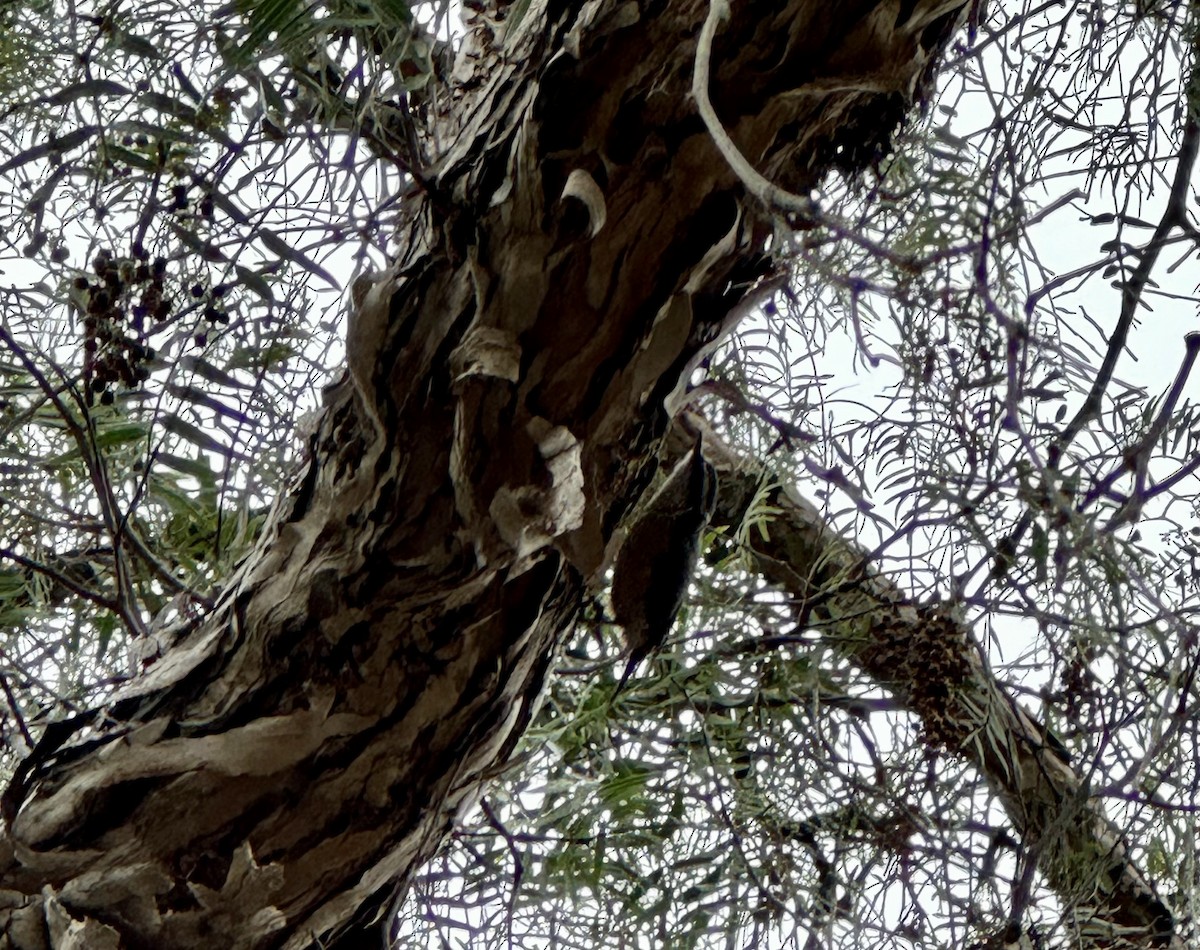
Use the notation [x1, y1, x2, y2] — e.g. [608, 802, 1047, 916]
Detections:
[2, 0, 1200, 949]
[0, 0, 439, 754]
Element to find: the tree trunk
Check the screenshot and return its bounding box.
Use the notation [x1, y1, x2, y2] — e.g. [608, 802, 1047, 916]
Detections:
[0, 2, 972, 947]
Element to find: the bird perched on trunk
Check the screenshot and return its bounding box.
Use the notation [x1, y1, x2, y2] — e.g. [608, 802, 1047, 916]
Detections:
[610, 436, 717, 693]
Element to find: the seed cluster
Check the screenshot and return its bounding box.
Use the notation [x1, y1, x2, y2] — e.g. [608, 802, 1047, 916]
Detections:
[76, 248, 164, 405]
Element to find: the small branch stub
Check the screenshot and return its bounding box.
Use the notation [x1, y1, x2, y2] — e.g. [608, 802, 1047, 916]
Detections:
[611, 436, 717, 690]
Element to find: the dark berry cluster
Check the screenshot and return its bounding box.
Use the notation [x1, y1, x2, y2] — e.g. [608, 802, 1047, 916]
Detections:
[77, 248, 163, 406]
[190, 280, 230, 348]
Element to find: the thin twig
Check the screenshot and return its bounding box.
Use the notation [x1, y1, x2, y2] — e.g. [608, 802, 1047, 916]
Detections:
[691, 0, 921, 271]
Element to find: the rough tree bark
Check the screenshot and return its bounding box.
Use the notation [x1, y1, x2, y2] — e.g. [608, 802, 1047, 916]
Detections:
[2, 1, 1134, 948]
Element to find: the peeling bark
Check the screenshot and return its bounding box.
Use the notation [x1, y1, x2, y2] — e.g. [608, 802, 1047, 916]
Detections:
[0, 1, 970, 947]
